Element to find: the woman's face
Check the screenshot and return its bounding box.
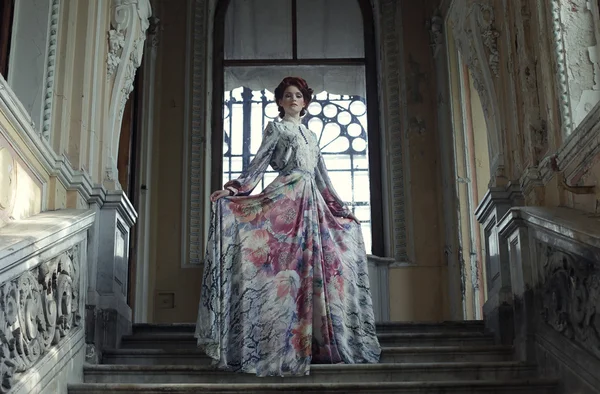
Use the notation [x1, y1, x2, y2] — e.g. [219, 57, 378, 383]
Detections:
[278, 85, 306, 117]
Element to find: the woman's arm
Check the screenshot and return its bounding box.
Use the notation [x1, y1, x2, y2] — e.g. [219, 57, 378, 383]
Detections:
[223, 122, 278, 196]
[315, 152, 353, 219]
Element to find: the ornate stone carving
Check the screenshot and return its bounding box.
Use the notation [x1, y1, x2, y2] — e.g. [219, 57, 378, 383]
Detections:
[428, 14, 444, 57]
[41, 0, 61, 141]
[448, 0, 504, 178]
[379, 0, 409, 261]
[106, 0, 152, 185]
[107, 30, 126, 77]
[550, 0, 573, 135]
[539, 244, 600, 359]
[475, 3, 500, 77]
[188, 0, 209, 265]
[0, 246, 81, 391]
[147, 16, 160, 48]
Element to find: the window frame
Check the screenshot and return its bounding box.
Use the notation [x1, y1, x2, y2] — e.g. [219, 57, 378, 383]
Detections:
[211, 0, 384, 255]
[0, 0, 15, 77]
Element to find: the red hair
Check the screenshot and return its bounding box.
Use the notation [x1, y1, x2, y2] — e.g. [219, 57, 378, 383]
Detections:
[274, 77, 314, 118]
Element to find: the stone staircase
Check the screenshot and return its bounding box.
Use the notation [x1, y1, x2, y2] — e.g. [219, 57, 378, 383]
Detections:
[68, 322, 558, 393]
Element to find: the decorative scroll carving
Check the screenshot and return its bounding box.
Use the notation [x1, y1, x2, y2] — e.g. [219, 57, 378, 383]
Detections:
[106, 0, 152, 184]
[476, 3, 500, 77]
[539, 243, 600, 359]
[0, 246, 81, 391]
[428, 14, 443, 57]
[448, 0, 504, 177]
[550, 0, 573, 135]
[41, 0, 61, 141]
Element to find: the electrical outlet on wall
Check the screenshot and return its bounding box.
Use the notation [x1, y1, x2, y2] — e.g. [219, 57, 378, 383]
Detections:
[157, 292, 175, 309]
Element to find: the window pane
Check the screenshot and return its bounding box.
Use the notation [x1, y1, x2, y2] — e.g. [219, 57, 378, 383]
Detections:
[225, 65, 366, 97]
[225, 0, 293, 60]
[296, 0, 364, 59]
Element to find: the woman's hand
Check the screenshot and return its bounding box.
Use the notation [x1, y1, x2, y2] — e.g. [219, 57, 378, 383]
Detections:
[347, 212, 361, 225]
[210, 189, 231, 202]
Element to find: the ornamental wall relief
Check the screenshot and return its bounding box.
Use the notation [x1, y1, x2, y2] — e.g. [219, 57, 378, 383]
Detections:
[537, 242, 600, 359]
[106, 0, 152, 187]
[448, 0, 504, 179]
[0, 246, 82, 392]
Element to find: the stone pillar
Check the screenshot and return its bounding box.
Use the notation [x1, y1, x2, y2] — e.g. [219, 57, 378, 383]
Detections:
[86, 188, 137, 357]
[474, 184, 523, 344]
[429, 12, 464, 320]
[497, 209, 537, 362]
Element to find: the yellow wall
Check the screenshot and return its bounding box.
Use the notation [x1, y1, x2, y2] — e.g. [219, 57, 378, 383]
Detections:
[388, 0, 449, 322]
[0, 110, 45, 227]
[149, 0, 203, 323]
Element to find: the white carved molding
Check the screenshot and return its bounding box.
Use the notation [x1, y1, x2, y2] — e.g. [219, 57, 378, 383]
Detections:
[550, 0, 574, 136]
[448, 0, 504, 177]
[41, 0, 61, 141]
[185, 0, 210, 266]
[106, 0, 152, 184]
[428, 14, 444, 58]
[0, 75, 94, 203]
[539, 101, 600, 185]
[367, 255, 392, 322]
[379, 0, 410, 262]
[134, 4, 160, 322]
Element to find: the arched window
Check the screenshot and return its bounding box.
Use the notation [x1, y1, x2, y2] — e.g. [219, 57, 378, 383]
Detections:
[213, 0, 383, 254]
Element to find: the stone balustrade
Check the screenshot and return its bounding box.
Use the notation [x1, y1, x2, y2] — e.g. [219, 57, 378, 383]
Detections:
[494, 206, 600, 394]
[0, 210, 94, 393]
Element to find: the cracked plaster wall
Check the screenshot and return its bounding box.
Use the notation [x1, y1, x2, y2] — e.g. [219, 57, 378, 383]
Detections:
[561, 0, 600, 127]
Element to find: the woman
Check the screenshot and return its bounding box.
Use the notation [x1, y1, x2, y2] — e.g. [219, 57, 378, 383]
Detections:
[195, 77, 381, 377]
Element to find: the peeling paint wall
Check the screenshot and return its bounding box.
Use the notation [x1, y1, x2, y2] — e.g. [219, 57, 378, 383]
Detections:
[561, 0, 600, 127]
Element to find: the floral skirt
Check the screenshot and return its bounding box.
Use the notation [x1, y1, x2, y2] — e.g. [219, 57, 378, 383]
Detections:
[195, 171, 381, 376]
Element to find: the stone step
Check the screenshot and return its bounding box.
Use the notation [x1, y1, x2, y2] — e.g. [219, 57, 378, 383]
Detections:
[83, 362, 537, 384]
[132, 321, 486, 335]
[102, 345, 514, 365]
[119, 332, 495, 350]
[68, 379, 558, 393]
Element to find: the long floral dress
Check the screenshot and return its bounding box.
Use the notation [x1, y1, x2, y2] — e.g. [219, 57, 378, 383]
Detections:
[195, 118, 381, 377]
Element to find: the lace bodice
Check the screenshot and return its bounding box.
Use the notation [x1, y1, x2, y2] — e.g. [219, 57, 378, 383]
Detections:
[270, 119, 319, 173]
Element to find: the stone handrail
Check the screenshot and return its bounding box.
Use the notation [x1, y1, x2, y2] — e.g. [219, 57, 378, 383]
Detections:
[0, 209, 94, 393]
[496, 206, 600, 394]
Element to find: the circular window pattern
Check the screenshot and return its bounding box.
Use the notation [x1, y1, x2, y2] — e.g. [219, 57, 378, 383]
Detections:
[308, 117, 324, 134]
[337, 111, 352, 126]
[321, 123, 341, 147]
[352, 138, 367, 153]
[308, 102, 322, 116]
[349, 100, 366, 116]
[323, 104, 338, 118]
[322, 136, 349, 153]
[347, 123, 362, 138]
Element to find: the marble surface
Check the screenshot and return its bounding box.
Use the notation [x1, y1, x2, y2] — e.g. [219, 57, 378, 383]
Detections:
[0, 209, 95, 282]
